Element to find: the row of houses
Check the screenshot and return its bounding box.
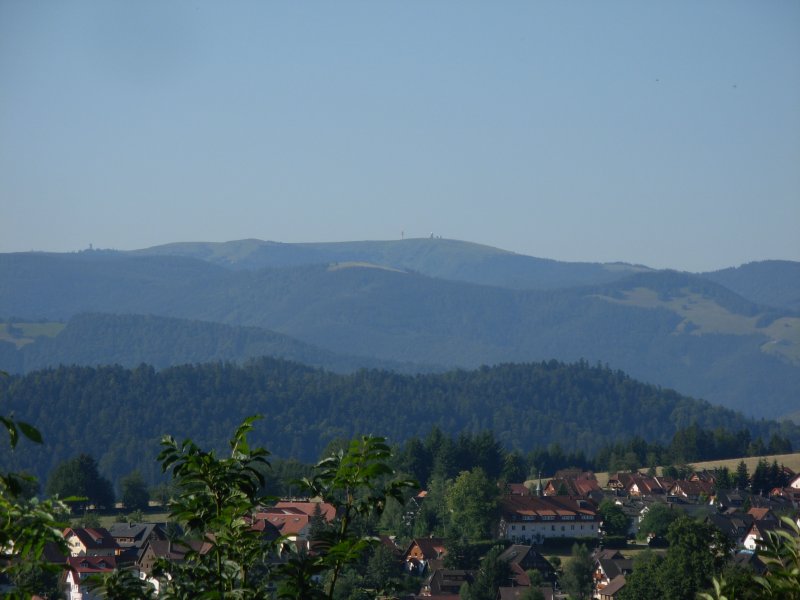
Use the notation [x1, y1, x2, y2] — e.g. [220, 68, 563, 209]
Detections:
[58, 499, 338, 599]
[16, 463, 800, 599]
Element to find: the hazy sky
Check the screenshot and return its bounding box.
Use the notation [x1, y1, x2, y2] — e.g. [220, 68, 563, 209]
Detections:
[1, 1, 798, 272]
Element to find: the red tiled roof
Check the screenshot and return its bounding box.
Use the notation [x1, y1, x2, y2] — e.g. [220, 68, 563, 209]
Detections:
[68, 555, 116, 573]
[254, 510, 311, 536]
[63, 527, 119, 550]
[747, 508, 774, 521]
[274, 500, 337, 522]
[500, 495, 597, 520]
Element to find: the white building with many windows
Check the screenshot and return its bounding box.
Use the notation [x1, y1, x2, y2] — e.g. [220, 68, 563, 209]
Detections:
[498, 495, 601, 543]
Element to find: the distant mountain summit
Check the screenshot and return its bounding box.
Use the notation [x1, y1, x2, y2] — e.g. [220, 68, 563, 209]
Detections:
[131, 238, 652, 290]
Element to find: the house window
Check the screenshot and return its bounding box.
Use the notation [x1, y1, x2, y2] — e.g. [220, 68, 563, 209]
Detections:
[522, 526, 526, 531]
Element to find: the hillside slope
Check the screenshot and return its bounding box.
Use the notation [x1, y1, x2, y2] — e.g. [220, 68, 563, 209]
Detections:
[0, 313, 426, 374]
[703, 260, 800, 311]
[1, 359, 796, 487]
[1, 251, 798, 418]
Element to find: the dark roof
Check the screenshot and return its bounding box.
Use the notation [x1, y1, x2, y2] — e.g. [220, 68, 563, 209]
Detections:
[422, 568, 475, 595]
[140, 539, 208, 562]
[107, 522, 167, 547]
[499, 544, 554, 575]
[598, 558, 633, 580]
[707, 513, 753, 543]
[404, 537, 447, 560]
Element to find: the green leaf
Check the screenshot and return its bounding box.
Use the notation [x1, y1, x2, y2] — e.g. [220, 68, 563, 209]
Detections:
[16, 421, 43, 444]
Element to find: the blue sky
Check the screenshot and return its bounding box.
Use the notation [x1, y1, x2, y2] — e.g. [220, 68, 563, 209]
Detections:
[1, 1, 798, 272]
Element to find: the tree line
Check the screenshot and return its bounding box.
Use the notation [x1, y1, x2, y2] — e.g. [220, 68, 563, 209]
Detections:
[1, 358, 796, 488]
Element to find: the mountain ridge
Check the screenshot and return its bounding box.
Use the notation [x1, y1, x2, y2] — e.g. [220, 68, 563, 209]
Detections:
[1, 241, 798, 418]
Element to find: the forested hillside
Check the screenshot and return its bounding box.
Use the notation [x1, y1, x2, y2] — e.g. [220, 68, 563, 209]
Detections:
[1, 358, 796, 488]
[2, 249, 798, 417]
[703, 260, 800, 311]
[0, 313, 422, 374]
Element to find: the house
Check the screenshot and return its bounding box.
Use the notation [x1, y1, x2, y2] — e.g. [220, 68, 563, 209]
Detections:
[769, 486, 800, 506]
[668, 479, 715, 502]
[403, 537, 447, 575]
[544, 472, 602, 498]
[627, 475, 665, 498]
[498, 495, 601, 543]
[136, 538, 209, 595]
[506, 483, 532, 496]
[107, 522, 167, 562]
[606, 473, 632, 493]
[274, 500, 337, 523]
[689, 470, 718, 485]
[747, 507, 778, 523]
[252, 507, 312, 541]
[65, 555, 116, 600]
[62, 527, 119, 557]
[598, 574, 626, 599]
[606, 473, 665, 498]
[593, 549, 632, 598]
[498, 544, 556, 585]
[418, 568, 474, 597]
[743, 519, 785, 551]
[715, 490, 746, 511]
[706, 513, 753, 547]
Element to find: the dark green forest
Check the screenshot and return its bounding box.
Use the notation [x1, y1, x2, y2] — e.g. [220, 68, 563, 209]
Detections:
[1, 358, 796, 489]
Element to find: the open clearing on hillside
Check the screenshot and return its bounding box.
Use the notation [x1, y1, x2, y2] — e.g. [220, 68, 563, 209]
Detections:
[0, 321, 64, 348]
[594, 451, 800, 487]
[597, 287, 800, 364]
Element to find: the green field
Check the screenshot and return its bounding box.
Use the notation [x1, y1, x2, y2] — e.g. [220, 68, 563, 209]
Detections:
[0, 321, 64, 348]
[600, 287, 800, 364]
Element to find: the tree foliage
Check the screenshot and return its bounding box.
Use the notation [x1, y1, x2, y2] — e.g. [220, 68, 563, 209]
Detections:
[637, 503, 679, 541]
[445, 468, 497, 541]
[460, 544, 511, 600]
[598, 499, 630, 538]
[0, 410, 70, 599]
[753, 516, 800, 599]
[120, 470, 150, 511]
[2, 359, 796, 487]
[560, 543, 594, 600]
[45, 453, 115, 508]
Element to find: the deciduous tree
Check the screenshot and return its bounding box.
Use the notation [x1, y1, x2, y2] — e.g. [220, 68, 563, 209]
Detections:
[560, 543, 593, 600]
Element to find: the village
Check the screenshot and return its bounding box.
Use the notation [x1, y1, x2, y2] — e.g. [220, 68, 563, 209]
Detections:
[24, 463, 800, 600]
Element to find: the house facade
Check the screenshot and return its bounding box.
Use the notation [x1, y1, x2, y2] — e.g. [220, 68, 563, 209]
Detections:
[63, 527, 119, 557]
[66, 555, 116, 600]
[498, 496, 600, 543]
